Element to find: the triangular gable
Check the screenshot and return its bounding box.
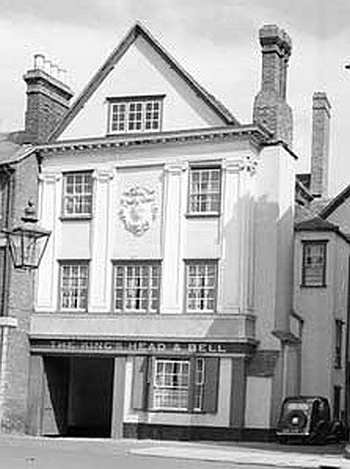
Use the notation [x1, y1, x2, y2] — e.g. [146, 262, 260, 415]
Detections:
[49, 22, 239, 142]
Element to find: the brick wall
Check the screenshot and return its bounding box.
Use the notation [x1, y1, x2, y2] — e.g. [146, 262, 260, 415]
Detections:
[23, 69, 73, 144]
[0, 154, 39, 433]
[253, 25, 293, 148]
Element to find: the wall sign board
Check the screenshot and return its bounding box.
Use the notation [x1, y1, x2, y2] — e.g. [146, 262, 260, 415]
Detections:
[30, 338, 255, 356]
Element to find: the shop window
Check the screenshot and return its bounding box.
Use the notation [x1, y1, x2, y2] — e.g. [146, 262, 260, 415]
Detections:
[188, 167, 221, 215]
[113, 262, 161, 313]
[185, 260, 217, 313]
[301, 241, 327, 287]
[107, 95, 164, 134]
[59, 262, 89, 311]
[335, 319, 343, 369]
[132, 356, 219, 413]
[62, 172, 93, 218]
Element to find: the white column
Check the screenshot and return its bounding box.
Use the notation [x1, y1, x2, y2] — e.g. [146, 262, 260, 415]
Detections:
[161, 161, 186, 314]
[90, 168, 114, 312]
[219, 160, 242, 315]
[220, 158, 257, 316]
[36, 172, 61, 312]
[111, 357, 126, 439]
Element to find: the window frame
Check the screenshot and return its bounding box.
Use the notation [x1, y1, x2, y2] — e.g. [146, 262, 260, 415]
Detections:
[106, 95, 165, 135]
[301, 240, 328, 287]
[132, 355, 219, 414]
[112, 261, 161, 314]
[184, 260, 218, 314]
[58, 260, 90, 312]
[187, 165, 222, 217]
[61, 171, 93, 220]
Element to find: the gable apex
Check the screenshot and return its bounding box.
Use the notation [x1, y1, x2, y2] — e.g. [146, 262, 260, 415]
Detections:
[48, 22, 240, 142]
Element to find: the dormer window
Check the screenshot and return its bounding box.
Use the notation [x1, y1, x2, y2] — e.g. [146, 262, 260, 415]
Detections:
[107, 95, 165, 134]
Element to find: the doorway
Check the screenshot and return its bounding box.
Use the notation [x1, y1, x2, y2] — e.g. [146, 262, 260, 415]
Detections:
[42, 356, 114, 437]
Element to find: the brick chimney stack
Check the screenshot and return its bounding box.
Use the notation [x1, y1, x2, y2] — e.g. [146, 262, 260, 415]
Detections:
[253, 25, 293, 147]
[310, 92, 331, 198]
[23, 54, 74, 144]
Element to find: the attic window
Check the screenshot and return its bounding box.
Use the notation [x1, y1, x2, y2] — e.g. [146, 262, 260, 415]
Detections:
[107, 95, 165, 134]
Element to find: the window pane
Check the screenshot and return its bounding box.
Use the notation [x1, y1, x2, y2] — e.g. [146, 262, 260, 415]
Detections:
[189, 168, 221, 214]
[63, 173, 93, 217]
[302, 242, 326, 286]
[113, 263, 160, 313]
[60, 263, 88, 311]
[109, 98, 162, 134]
[152, 359, 190, 410]
[186, 262, 217, 312]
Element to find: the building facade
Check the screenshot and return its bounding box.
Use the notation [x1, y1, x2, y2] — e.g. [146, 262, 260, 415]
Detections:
[20, 23, 303, 440]
[0, 22, 348, 440]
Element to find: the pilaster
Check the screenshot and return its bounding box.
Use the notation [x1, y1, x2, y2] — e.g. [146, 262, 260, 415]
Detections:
[36, 172, 62, 311]
[161, 161, 187, 314]
[111, 357, 126, 439]
[90, 168, 114, 312]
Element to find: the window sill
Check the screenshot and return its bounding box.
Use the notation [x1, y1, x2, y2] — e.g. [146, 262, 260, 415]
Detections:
[59, 309, 88, 313]
[300, 284, 327, 288]
[146, 408, 204, 414]
[185, 213, 221, 219]
[60, 215, 92, 222]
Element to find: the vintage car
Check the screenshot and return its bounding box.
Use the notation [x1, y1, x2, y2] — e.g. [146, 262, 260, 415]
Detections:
[276, 396, 347, 445]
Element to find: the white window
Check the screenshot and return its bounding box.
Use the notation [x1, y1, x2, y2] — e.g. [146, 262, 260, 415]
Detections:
[186, 261, 217, 313]
[132, 356, 219, 413]
[188, 167, 221, 215]
[60, 263, 89, 311]
[62, 172, 93, 218]
[302, 241, 327, 287]
[113, 263, 161, 313]
[108, 96, 163, 134]
[153, 358, 205, 411]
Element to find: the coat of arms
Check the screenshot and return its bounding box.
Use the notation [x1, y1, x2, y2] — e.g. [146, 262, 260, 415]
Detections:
[119, 186, 158, 236]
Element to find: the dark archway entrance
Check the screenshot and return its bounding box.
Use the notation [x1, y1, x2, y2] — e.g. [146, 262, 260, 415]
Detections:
[42, 356, 114, 437]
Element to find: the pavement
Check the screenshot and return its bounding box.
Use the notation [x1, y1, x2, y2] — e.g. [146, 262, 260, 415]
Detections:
[1, 434, 350, 469]
[130, 440, 349, 468]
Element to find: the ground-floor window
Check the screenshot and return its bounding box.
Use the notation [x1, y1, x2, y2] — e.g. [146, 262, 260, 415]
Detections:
[132, 356, 219, 413]
[152, 358, 205, 411]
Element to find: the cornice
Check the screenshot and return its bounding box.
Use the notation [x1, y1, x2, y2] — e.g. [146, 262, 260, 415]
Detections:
[37, 125, 271, 157]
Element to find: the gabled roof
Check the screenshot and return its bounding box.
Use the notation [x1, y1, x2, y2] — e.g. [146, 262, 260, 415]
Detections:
[295, 216, 340, 232]
[295, 215, 350, 245]
[49, 22, 240, 142]
[319, 183, 350, 219]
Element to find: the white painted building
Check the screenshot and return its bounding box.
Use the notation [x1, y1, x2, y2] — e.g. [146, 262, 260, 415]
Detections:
[26, 23, 302, 440]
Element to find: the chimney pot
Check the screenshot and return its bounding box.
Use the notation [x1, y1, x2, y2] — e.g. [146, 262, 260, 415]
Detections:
[33, 54, 45, 70]
[58, 68, 66, 83]
[51, 63, 59, 79]
[44, 59, 51, 75]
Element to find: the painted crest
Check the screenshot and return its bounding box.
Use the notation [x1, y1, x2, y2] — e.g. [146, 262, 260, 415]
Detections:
[119, 186, 157, 236]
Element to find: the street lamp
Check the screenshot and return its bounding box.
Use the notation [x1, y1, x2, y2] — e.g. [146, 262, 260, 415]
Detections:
[2, 201, 51, 270]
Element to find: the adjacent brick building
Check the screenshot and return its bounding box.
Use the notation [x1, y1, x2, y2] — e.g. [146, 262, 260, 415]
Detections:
[0, 59, 73, 433]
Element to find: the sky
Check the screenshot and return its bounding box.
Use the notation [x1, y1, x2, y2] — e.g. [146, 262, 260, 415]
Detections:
[1, 0, 350, 196]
